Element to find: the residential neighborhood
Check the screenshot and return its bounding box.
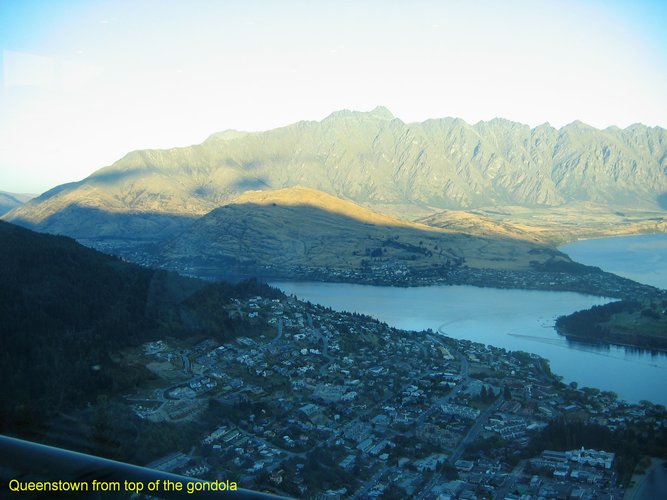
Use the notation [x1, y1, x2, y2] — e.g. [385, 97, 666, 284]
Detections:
[118, 293, 666, 498]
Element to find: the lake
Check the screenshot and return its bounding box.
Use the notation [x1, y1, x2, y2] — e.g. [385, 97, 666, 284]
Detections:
[559, 233, 667, 290]
[271, 235, 667, 406]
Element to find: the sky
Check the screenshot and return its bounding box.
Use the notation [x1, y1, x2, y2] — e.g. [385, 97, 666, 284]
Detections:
[0, 0, 666, 194]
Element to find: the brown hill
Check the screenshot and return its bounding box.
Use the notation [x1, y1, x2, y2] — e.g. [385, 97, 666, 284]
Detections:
[421, 204, 667, 246]
[156, 187, 568, 280]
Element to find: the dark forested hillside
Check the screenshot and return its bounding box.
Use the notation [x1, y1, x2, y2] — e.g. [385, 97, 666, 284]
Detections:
[555, 298, 667, 350]
[0, 220, 281, 436]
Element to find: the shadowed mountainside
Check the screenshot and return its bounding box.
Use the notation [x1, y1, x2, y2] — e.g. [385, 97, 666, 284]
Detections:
[4, 107, 666, 242]
[0, 191, 34, 217]
[155, 187, 573, 280]
[0, 219, 282, 436]
[9, 203, 198, 243]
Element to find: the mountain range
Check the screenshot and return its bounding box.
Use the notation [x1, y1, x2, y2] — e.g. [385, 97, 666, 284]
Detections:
[2, 107, 665, 284]
[5, 107, 666, 240]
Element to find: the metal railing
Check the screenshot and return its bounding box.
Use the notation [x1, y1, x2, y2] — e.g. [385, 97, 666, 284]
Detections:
[0, 434, 290, 499]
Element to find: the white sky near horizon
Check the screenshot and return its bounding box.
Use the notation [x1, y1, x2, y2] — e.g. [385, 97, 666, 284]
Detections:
[0, 0, 665, 194]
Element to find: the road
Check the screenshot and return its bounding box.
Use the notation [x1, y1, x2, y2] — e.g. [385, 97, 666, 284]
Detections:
[270, 317, 283, 346]
[351, 465, 388, 499]
[355, 341, 473, 499]
[306, 312, 335, 375]
[180, 351, 191, 374]
[449, 398, 502, 464]
[416, 352, 469, 427]
[414, 338, 503, 500]
[416, 395, 501, 499]
[493, 459, 526, 500]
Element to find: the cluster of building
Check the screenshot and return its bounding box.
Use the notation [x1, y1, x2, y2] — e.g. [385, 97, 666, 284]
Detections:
[118, 293, 665, 498]
[102, 233, 660, 301]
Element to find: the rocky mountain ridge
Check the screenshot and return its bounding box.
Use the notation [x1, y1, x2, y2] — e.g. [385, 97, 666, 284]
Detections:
[5, 107, 666, 243]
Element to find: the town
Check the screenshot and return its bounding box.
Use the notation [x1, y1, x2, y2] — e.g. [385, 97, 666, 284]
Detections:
[116, 291, 666, 499]
[87, 239, 662, 302]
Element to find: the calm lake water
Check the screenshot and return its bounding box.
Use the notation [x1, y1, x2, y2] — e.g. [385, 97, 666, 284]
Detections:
[560, 233, 667, 290]
[271, 234, 667, 406]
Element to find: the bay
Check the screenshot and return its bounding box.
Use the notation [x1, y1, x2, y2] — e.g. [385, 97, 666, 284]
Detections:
[272, 234, 667, 406]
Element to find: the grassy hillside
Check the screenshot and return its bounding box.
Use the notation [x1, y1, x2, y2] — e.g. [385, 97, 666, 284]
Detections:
[421, 204, 667, 246]
[157, 187, 569, 279]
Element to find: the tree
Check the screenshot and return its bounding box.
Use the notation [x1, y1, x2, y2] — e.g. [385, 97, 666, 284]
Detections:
[503, 385, 512, 400]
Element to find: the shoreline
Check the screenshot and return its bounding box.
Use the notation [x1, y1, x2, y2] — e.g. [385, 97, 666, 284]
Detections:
[555, 330, 667, 355]
[623, 458, 667, 500]
[557, 230, 667, 246]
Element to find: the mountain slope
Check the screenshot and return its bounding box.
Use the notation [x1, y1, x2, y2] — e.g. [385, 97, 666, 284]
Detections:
[155, 187, 571, 280]
[0, 220, 280, 434]
[4, 107, 666, 243]
[0, 191, 34, 216]
[420, 204, 667, 246]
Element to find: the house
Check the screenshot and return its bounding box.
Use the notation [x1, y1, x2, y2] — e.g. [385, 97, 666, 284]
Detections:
[413, 453, 447, 472]
[454, 459, 474, 472]
[338, 454, 356, 471]
[299, 403, 322, 418]
[566, 447, 615, 469]
[313, 384, 347, 403]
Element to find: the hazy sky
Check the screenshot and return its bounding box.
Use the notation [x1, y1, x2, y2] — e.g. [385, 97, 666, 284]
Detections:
[1, 0, 666, 194]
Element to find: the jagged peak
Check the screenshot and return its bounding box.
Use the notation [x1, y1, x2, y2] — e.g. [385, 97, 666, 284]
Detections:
[324, 106, 395, 122]
[368, 105, 395, 120]
[479, 117, 526, 126]
[473, 117, 531, 133]
[203, 129, 249, 143]
[624, 123, 650, 131]
[563, 119, 597, 131]
[420, 116, 474, 130]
